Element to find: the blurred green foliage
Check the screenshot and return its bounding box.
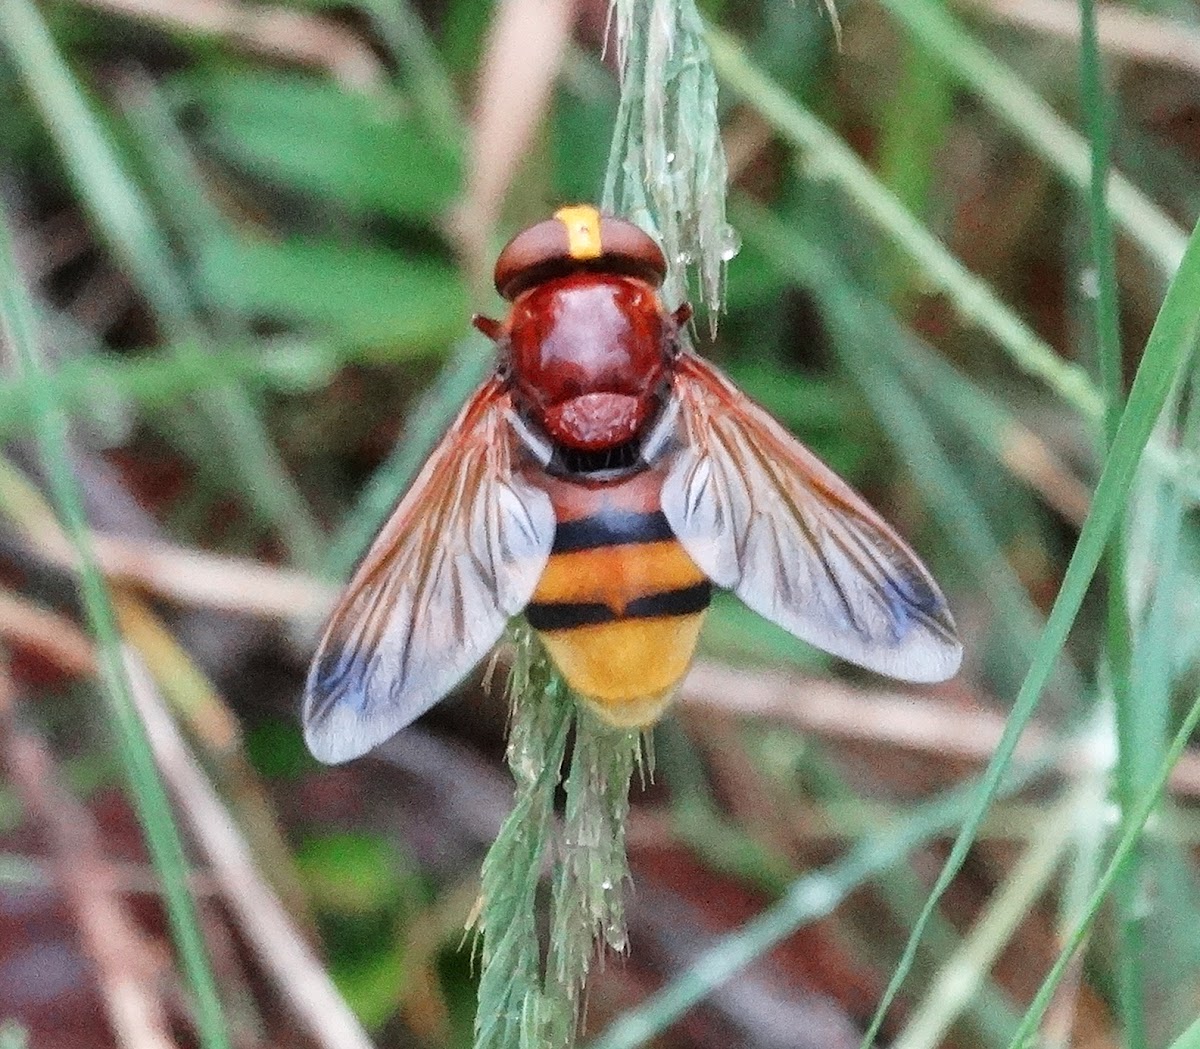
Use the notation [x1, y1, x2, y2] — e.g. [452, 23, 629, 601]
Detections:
[2, 0, 1200, 1047]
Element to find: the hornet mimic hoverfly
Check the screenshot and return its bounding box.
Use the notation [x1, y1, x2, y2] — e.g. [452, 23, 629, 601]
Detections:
[303, 205, 962, 763]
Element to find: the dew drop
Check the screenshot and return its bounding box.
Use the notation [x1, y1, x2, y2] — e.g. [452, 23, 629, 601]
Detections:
[716, 224, 742, 262]
[1079, 266, 1100, 300]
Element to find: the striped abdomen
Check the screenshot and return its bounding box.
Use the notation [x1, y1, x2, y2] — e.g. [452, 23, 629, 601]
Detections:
[526, 469, 711, 726]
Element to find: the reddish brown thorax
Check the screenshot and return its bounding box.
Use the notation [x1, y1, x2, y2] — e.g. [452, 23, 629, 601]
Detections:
[506, 273, 669, 450]
[474, 206, 677, 453]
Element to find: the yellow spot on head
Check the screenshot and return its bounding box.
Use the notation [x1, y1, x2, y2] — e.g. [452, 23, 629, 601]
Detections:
[554, 204, 603, 260]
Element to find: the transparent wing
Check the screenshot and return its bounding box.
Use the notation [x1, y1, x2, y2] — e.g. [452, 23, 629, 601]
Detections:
[661, 353, 961, 683]
[304, 379, 555, 762]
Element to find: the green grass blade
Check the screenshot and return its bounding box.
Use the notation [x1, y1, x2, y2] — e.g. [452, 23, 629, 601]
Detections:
[875, 39, 953, 301]
[706, 28, 1104, 420]
[0, 0, 324, 568]
[586, 766, 1044, 1049]
[0, 207, 231, 1049]
[1005, 687, 1200, 1047]
[877, 40, 952, 225]
[858, 210, 1200, 1048]
[1169, 1017, 1200, 1049]
[1077, 1, 1143, 1042]
[878, 0, 1187, 277]
[1078, 0, 1123, 442]
[1120, 381, 1200, 1017]
[359, 0, 463, 149]
[116, 72, 240, 265]
[0, 339, 341, 441]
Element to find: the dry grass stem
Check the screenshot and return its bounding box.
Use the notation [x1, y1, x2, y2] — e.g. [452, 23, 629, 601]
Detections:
[682, 660, 1028, 757]
[0, 588, 98, 676]
[890, 790, 1075, 1048]
[113, 593, 318, 926]
[120, 650, 375, 1049]
[3, 456, 332, 621]
[0, 669, 178, 1049]
[998, 424, 1091, 526]
[21, 528, 336, 621]
[0, 585, 314, 925]
[681, 661, 1200, 798]
[113, 594, 246, 752]
[91, 533, 335, 618]
[959, 0, 1200, 76]
[454, 0, 579, 279]
[0, 854, 225, 895]
[69, 0, 385, 87]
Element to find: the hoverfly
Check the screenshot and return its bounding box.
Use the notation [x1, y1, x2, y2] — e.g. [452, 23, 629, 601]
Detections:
[303, 205, 962, 763]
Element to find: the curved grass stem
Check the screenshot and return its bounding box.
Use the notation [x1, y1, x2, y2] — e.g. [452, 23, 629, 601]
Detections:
[880, 0, 1187, 277]
[0, 201, 231, 1049]
[707, 28, 1103, 419]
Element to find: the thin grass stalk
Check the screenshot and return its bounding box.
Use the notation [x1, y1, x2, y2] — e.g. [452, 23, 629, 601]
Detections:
[0, 0, 190, 323]
[0, 209, 231, 1048]
[358, 0, 463, 148]
[1048, 713, 1112, 1048]
[1168, 1017, 1200, 1049]
[114, 71, 236, 281]
[1078, 0, 1123, 443]
[544, 713, 643, 1046]
[891, 788, 1077, 1049]
[779, 726, 1024, 1047]
[706, 28, 1104, 419]
[1005, 686, 1200, 1047]
[1117, 365, 1200, 1030]
[585, 764, 1046, 1049]
[877, 0, 1187, 277]
[869, 315, 1090, 525]
[472, 631, 647, 1049]
[757, 210, 1093, 1044]
[857, 210, 1200, 1049]
[1077, 1, 1145, 1042]
[0, 0, 324, 569]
